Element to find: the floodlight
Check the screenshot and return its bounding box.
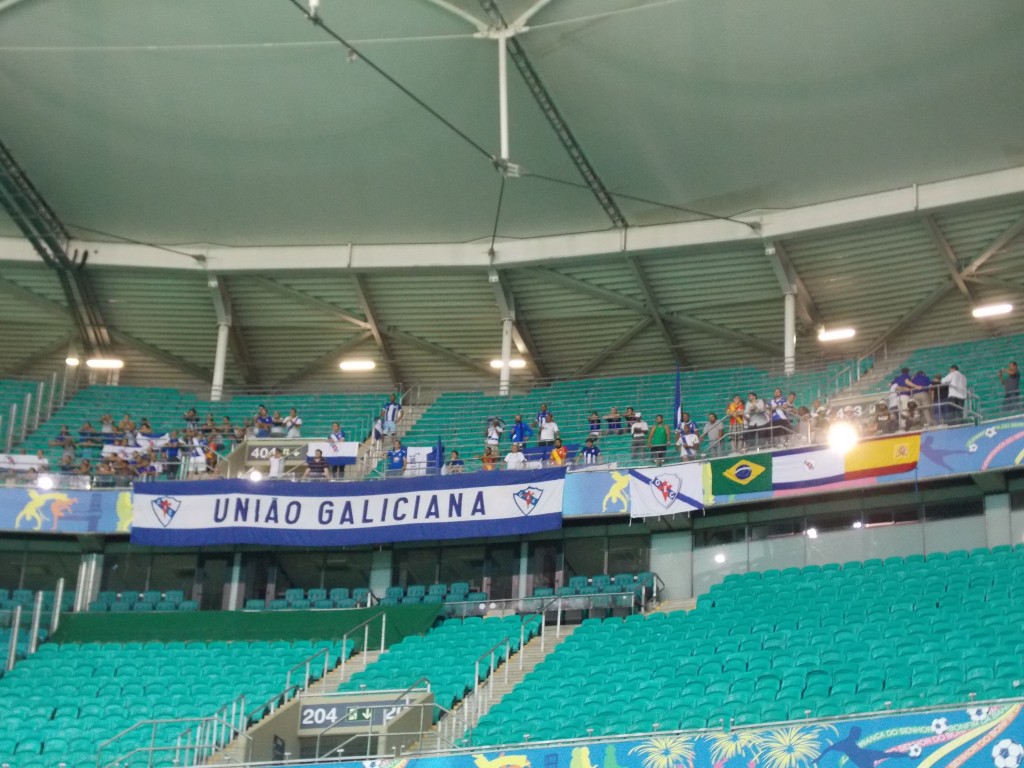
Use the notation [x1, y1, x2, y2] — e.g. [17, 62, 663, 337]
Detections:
[490, 359, 527, 369]
[37, 475, 54, 491]
[827, 421, 860, 455]
[86, 358, 124, 369]
[65, 356, 80, 367]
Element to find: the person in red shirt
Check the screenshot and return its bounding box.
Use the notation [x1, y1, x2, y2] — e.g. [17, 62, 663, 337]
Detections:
[549, 437, 568, 466]
[726, 395, 745, 453]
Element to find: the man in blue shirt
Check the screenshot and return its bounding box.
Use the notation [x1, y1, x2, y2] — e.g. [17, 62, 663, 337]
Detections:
[534, 403, 550, 430]
[386, 439, 407, 477]
[577, 438, 601, 466]
[909, 369, 934, 426]
[446, 450, 465, 474]
[383, 395, 403, 436]
[509, 414, 533, 447]
[161, 430, 183, 480]
[254, 405, 273, 438]
[891, 368, 914, 427]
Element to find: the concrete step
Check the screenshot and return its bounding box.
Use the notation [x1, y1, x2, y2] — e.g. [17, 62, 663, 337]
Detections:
[653, 597, 695, 614]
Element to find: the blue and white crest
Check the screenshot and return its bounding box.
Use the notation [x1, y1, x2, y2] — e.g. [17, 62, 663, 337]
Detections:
[649, 474, 681, 509]
[513, 486, 543, 516]
[151, 496, 181, 528]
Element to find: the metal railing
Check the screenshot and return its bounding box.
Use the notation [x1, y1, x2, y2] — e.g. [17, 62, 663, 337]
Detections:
[96, 714, 253, 768]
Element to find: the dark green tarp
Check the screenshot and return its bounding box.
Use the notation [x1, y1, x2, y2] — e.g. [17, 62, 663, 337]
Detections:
[52, 604, 441, 647]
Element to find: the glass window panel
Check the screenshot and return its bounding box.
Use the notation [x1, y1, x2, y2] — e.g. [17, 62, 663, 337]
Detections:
[606, 534, 650, 575]
[275, 551, 327, 591]
[438, 545, 485, 589]
[323, 550, 374, 591]
[148, 553, 198, 594]
[393, 548, 439, 589]
[563, 537, 605, 579]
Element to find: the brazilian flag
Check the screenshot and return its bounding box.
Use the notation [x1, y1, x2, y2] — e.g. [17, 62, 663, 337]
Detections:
[711, 454, 773, 495]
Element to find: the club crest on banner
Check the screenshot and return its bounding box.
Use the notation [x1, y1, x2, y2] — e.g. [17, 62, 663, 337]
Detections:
[513, 486, 543, 516]
[151, 496, 181, 528]
[649, 474, 681, 508]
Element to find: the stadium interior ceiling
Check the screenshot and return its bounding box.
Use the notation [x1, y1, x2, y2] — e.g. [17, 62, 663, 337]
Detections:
[1, 0, 1023, 391]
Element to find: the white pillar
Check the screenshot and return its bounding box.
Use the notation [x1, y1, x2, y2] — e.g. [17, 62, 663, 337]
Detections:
[499, 317, 513, 396]
[211, 322, 230, 401]
[498, 34, 509, 161]
[784, 291, 796, 375]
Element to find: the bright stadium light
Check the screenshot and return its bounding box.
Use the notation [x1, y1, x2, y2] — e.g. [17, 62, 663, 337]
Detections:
[852, 520, 863, 529]
[339, 359, 376, 371]
[249, 470, 263, 482]
[818, 327, 856, 342]
[714, 553, 726, 564]
[86, 358, 124, 369]
[828, 421, 860, 455]
[65, 356, 80, 367]
[806, 527, 818, 539]
[37, 474, 54, 491]
[490, 359, 527, 369]
[972, 303, 1012, 319]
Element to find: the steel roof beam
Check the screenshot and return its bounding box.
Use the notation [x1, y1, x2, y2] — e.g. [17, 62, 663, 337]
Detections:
[353, 274, 402, 386]
[108, 330, 213, 382]
[767, 241, 822, 328]
[627, 256, 686, 366]
[383, 327, 494, 377]
[960, 212, 1024, 280]
[0, 333, 72, 378]
[249, 276, 370, 330]
[923, 216, 971, 297]
[575, 318, 653, 377]
[274, 330, 374, 388]
[536, 266, 782, 356]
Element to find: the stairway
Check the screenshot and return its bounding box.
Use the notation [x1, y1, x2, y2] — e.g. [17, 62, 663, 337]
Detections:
[652, 597, 696, 614]
[211, 649, 384, 764]
[412, 625, 578, 754]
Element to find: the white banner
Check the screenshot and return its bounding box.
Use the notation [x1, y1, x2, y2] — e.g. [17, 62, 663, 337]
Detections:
[131, 468, 566, 547]
[628, 462, 704, 518]
[306, 440, 359, 466]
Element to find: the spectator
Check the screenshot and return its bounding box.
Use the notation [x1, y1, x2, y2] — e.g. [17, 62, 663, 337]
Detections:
[94, 460, 116, 488]
[304, 449, 329, 480]
[371, 411, 384, 446]
[49, 425, 74, 449]
[284, 408, 303, 438]
[504, 443, 527, 470]
[221, 416, 234, 434]
[904, 400, 924, 431]
[386, 439, 407, 477]
[534, 402, 551, 430]
[677, 422, 700, 461]
[479, 445, 499, 471]
[78, 421, 102, 448]
[744, 392, 770, 449]
[941, 364, 968, 423]
[624, 407, 640, 429]
[254, 405, 273, 438]
[810, 399, 830, 445]
[268, 448, 286, 478]
[726, 395, 745, 452]
[135, 455, 157, 481]
[648, 414, 672, 467]
[892, 367, 914, 423]
[930, 374, 948, 423]
[183, 408, 199, 430]
[549, 437, 568, 466]
[588, 412, 602, 438]
[76, 458, 93, 477]
[537, 414, 559, 448]
[910, 369, 934, 426]
[270, 410, 286, 437]
[679, 412, 698, 434]
[872, 402, 895, 435]
[200, 415, 218, 437]
[604, 407, 624, 435]
[329, 422, 346, 443]
[485, 418, 504, 450]
[795, 406, 812, 444]
[577, 438, 601, 466]
[630, 412, 649, 461]
[162, 430, 183, 479]
[383, 394, 403, 436]
[769, 388, 792, 446]
[999, 361, 1020, 412]
[99, 414, 116, 444]
[445, 450, 465, 474]
[701, 412, 725, 457]
[509, 414, 533, 447]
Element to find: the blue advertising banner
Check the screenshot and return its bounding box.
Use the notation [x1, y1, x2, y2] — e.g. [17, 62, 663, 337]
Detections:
[312, 701, 1024, 768]
[130, 468, 565, 547]
[0, 487, 131, 534]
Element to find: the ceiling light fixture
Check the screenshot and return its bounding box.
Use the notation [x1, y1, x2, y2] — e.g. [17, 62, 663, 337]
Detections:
[972, 303, 1012, 319]
[490, 359, 527, 369]
[65, 356, 80, 367]
[818, 327, 856, 342]
[339, 359, 376, 371]
[86, 358, 124, 370]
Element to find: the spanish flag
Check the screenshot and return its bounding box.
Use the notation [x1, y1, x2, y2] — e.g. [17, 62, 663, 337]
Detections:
[844, 434, 920, 480]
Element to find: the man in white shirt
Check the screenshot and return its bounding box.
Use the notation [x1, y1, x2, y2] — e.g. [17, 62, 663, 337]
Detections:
[538, 415, 559, 447]
[284, 408, 303, 438]
[485, 418, 504, 449]
[744, 392, 770, 449]
[630, 413, 649, 461]
[504, 443, 527, 470]
[941, 364, 968, 423]
[268, 448, 286, 479]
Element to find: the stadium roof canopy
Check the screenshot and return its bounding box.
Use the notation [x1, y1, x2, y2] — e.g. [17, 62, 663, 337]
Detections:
[1, 0, 1023, 392]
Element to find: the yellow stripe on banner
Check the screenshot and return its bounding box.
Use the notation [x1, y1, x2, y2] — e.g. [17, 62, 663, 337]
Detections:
[702, 462, 714, 505]
[917, 709, 1016, 768]
[844, 434, 921, 478]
